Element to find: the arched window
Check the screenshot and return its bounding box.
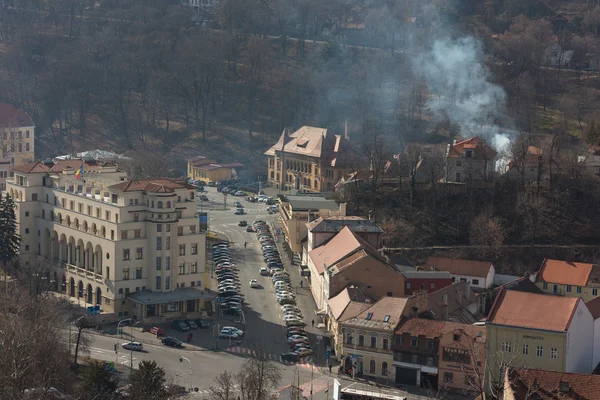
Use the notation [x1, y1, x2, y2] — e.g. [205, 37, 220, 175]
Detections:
[369, 360, 376, 374]
[166, 201, 171, 208]
[381, 362, 388, 376]
[157, 201, 163, 209]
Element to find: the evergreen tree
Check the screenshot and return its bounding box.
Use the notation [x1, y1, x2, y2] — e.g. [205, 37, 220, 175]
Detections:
[130, 360, 168, 400]
[0, 193, 20, 268]
[78, 360, 118, 400]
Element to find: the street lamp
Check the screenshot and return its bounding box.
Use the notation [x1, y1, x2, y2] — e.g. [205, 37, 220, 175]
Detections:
[129, 321, 140, 377]
[179, 356, 192, 392]
[115, 318, 132, 364]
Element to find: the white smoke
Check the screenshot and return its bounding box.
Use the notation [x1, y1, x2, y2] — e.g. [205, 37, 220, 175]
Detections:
[414, 36, 511, 154]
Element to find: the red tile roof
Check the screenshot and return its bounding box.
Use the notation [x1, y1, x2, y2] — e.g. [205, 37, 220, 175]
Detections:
[447, 137, 497, 160]
[487, 289, 580, 332]
[309, 227, 363, 274]
[537, 259, 597, 287]
[12, 161, 50, 173]
[396, 318, 486, 342]
[0, 104, 34, 128]
[425, 257, 493, 278]
[507, 367, 600, 400]
[585, 296, 600, 320]
[109, 179, 190, 193]
[195, 162, 245, 171]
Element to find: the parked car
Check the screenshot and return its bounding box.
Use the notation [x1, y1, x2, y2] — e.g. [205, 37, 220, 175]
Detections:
[172, 320, 190, 332]
[281, 352, 300, 362]
[223, 308, 242, 316]
[296, 348, 313, 357]
[161, 337, 184, 348]
[246, 226, 254, 232]
[149, 326, 165, 336]
[200, 195, 209, 201]
[220, 327, 243, 339]
[194, 318, 211, 328]
[185, 320, 198, 330]
[122, 341, 143, 351]
[260, 267, 269, 276]
[235, 191, 245, 196]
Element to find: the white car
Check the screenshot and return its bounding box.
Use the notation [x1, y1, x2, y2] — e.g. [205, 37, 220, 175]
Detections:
[283, 314, 303, 322]
[249, 279, 259, 288]
[220, 327, 243, 339]
[122, 341, 143, 351]
[281, 305, 301, 313]
[260, 267, 269, 276]
[287, 335, 308, 342]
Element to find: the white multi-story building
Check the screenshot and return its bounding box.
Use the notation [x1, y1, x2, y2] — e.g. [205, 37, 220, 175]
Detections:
[8, 159, 209, 322]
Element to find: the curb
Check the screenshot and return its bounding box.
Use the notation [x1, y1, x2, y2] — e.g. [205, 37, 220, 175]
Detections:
[87, 331, 213, 352]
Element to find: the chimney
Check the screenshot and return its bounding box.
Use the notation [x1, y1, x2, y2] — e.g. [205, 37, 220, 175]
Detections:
[559, 381, 570, 394]
[457, 288, 463, 307]
[345, 121, 349, 141]
[442, 293, 449, 321]
[453, 139, 457, 145]
[284, 127, 291, 137]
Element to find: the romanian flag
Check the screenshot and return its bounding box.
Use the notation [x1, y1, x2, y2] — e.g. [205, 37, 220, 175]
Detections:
[75, 164, 83, 180]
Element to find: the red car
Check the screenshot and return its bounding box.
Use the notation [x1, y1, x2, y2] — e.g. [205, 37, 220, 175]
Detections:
[149, 326, 165, 337]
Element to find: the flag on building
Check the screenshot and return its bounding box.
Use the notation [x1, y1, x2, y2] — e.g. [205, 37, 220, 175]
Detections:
[75, 164, 83, 180]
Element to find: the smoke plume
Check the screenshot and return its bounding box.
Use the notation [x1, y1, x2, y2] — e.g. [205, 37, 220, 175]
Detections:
[413, 36, 512, 156]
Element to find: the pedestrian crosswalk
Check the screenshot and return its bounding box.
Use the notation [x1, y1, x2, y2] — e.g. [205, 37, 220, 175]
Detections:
[88, 346, 138, 367]
[225, 346, 315, 368]
[299, 377, 330, 398]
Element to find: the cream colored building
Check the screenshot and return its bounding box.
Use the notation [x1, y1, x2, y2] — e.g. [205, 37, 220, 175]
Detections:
[0, 103, 36, 191]
[278, 195, 346, 254]
[340, 296, 422, 382]
[534, 258, 600, 302]
[486, 289, 594, 389]
[8, 159, 209, 322]
[265, 126, 367, 193]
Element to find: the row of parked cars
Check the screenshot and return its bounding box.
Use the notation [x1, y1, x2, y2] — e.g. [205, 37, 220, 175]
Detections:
[253, 221, 312, 361]
[214, 242, 244, 317]
[213, 241, 246, 341]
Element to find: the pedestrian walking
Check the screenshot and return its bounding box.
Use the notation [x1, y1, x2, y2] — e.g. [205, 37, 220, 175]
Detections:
[244, 242, 247, 248]
[329, 364, 332, 374]
[300, 280, 303, 288]
[187, 333, 191, 343]
[311, 319, 315, 327]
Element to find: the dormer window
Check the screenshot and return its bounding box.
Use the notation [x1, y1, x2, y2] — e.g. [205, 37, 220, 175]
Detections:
[366, 312, 373, 320]
[296, 138, 309, 148]
[465, 150, 473, 158]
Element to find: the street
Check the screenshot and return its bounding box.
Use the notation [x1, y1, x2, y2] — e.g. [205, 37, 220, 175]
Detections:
[82, 186, 432, 399]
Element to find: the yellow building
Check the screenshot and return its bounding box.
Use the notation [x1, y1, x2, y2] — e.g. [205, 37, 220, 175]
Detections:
[340, 296, 422, 382]
[187, 155, 244, 184]
[278, 195, 346, 254]
[9, 160, 210, 322]
[486, 289, 594, 390]
[0, 103, 36, 191]
[534, 258, 600, 301]
[264, 126, 367, 193]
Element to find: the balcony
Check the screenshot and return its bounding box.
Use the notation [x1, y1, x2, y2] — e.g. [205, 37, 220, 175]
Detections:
[65, 262, 104, 284]
[393, 352, 438, 368]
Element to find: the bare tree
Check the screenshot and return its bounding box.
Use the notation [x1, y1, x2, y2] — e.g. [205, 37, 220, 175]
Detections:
[209, 370, 236, 400]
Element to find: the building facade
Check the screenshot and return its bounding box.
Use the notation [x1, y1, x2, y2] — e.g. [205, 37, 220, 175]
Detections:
[265, 126, 367, 193]
[186, 156, 244, 184]
[486, 289, 594, 388]
[534, 258, 600, 302]
[279, 195, 346, 254]
[8, 160, 209, 321]
[340, 296, 421, 382]
[402, 270, 453, 296]
[0, 104, 36, 191]
[425, 257, 496, 290]
[444, 137, 497, 183]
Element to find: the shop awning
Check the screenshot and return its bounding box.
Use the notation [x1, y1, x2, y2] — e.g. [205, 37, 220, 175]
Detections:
[127, 288, 214, 305]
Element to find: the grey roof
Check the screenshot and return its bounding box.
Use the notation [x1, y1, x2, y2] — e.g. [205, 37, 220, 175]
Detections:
[127, 288, 213, 305]
[285, 196, 340, 211]
[308, 216, 383, 233]
[402, 270, 452, 279]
